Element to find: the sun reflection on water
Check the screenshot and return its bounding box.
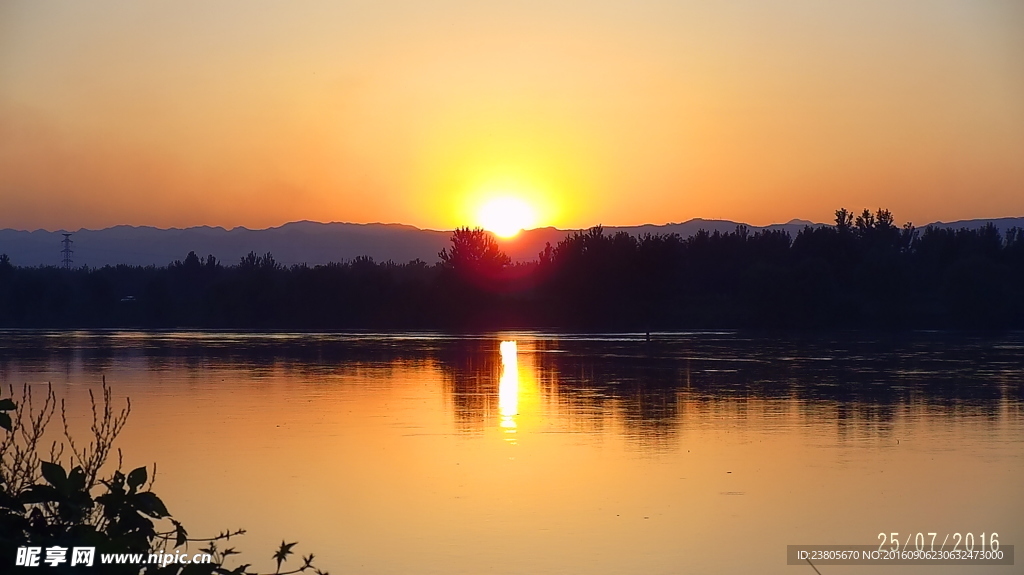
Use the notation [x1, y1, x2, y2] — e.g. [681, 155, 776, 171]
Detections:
[498, 340, 519, 441]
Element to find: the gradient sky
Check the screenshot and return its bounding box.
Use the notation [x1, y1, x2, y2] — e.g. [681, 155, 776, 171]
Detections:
[1, 0, 1022, 231]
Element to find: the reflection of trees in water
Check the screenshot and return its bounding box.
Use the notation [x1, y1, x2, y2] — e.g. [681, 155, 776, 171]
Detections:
[434, 341, 687, 449]
[613, 388, 683, 452]
[534, 349, 685, 450]
[436, 339, 501, 433]
[2, 331, 1021, 450]
[0, 332, 81, 372]
[528, 334, 1023, 449]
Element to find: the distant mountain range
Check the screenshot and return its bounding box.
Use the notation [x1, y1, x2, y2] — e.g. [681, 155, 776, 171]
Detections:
[2, 217, 1022, 268]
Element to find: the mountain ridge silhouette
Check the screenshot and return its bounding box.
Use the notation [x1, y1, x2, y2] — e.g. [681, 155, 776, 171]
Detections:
[2, 216, 1022, 268]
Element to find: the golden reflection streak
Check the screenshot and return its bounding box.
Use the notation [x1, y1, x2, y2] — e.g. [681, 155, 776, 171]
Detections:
[498, 340, 519, 440]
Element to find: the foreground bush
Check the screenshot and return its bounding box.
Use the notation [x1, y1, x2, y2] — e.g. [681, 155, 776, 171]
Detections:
[0, 381, 327, 574]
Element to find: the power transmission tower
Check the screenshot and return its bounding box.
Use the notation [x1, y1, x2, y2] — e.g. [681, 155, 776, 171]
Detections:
[61, 233, 74, 270]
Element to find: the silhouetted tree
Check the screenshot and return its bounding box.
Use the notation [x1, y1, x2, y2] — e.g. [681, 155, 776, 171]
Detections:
[438, 227, 510, 279]
[835, 208, 853, 232]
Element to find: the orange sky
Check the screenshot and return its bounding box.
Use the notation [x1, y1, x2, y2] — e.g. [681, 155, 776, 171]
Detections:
[1, 1, 1022, 231]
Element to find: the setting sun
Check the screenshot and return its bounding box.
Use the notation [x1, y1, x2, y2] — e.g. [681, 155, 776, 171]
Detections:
[476, 197, 538, 238]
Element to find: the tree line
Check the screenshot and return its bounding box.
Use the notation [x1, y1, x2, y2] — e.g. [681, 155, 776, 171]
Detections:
[1, 209, 1022, 329]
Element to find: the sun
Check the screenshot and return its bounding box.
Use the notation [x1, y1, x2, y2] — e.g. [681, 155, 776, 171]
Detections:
[476, 197, 538, 238]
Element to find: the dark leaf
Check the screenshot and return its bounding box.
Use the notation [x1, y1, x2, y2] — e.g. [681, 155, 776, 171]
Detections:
[20, 484, 60, 504]
[67, 467, 87, 492]
[134, 491, 170, 518]
[0, 412, 10, 432]
[173, 519, 188, 547]
[40, 461, 67, 489]
[104, 471, 127, 496]
[127, 466, 148, 491]
[0, 398, 15, 410]
[273, 541, 297, 570]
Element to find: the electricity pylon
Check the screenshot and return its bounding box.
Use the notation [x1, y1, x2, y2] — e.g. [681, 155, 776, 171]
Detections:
[61, 233, 73, 270]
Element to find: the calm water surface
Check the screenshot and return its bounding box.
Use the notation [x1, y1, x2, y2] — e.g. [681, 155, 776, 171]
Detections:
[1, 330, 1022, 574]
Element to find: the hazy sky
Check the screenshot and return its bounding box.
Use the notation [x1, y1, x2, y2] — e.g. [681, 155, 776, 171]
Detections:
[1, 0, 1022, 231]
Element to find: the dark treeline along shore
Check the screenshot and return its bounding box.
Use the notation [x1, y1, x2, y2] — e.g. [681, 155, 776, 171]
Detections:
[1, 209, 1023, 329]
